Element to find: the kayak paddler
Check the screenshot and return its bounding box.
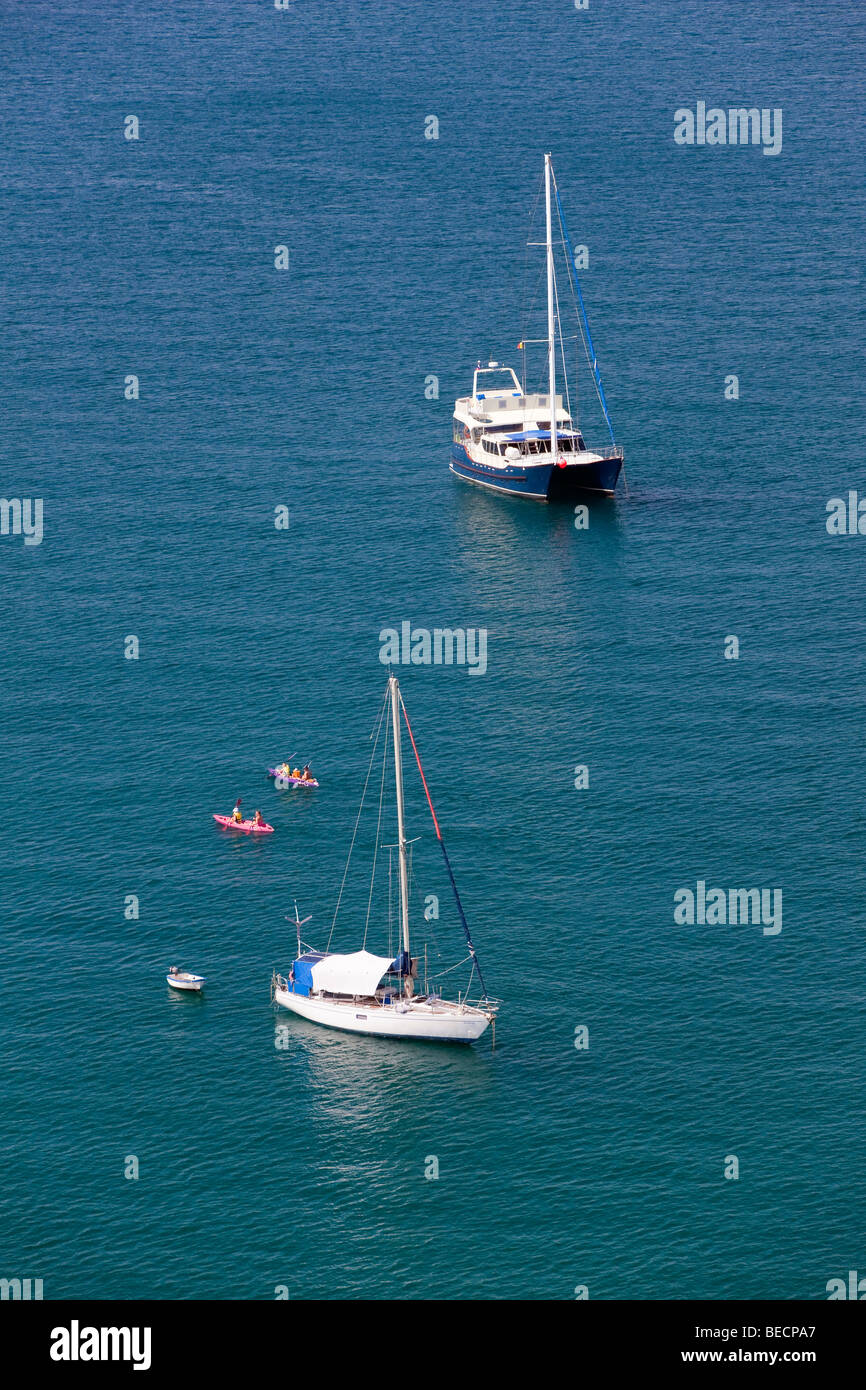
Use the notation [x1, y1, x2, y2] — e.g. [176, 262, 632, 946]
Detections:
[231, 798, 243, 824]
[302, 764, 312, 781]
[253, 810, 264, 826]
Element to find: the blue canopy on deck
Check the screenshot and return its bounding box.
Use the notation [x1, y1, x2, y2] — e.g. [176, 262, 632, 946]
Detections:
[290, 952, 325, 996]
[501, 429, 580, 442]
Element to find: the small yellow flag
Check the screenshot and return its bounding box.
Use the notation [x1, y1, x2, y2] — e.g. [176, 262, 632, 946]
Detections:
[517, 341, 524, 350]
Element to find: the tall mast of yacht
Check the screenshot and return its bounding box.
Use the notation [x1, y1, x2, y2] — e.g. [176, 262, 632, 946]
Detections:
[389, 675, 411, 959]
[544, 152, 558, 464]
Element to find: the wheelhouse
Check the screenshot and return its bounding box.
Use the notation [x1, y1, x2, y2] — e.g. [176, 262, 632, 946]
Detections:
[480, 429, 588, 458]
[472, 363, 523, 399]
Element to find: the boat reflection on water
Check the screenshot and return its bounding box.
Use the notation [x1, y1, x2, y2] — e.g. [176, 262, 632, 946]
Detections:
[451, 466, 625, 591]
[272, 1012, 494, 1128]
[166, 984, 207, 1006]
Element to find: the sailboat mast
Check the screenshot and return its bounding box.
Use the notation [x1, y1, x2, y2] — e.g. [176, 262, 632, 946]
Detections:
[544, 152, 558, 463]
[389, 675, 411, 959]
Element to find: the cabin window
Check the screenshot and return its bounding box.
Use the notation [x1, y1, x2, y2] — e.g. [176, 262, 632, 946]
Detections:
[452, 417, 463, 443]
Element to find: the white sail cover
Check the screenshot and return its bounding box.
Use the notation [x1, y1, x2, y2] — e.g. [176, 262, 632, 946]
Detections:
[310, 950, 394, 997]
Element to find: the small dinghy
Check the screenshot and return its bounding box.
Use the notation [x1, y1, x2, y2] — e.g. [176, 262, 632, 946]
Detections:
[213, 814, 274, 834]
[167, 967, 206, 991]
[267, 767, 319, 788]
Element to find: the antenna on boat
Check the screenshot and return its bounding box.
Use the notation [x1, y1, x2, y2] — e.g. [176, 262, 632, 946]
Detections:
[286, 901, 312, 957]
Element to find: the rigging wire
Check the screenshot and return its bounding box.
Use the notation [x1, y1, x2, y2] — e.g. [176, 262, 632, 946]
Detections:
[407, 847, 445, 971]
[362, 707, 390, 951]
[327, 686, 389, 950]
[398, 691, 490, 1000]
[520, 172, 545, 346]
[429, 954, 474, 980]
[554, 177, 627, 492]
[520, 171, 549, 394]
[387, 846, 393, 963]
[552, 254, 573, 438]
[552, 170, 617, 449]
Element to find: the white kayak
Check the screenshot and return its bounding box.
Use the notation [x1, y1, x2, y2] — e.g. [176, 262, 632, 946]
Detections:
[167, 968, 206, 991]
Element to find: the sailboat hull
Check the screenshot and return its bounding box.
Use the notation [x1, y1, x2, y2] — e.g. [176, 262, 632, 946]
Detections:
[450, 444, 621, 499]
[274, 986, 491, 1043]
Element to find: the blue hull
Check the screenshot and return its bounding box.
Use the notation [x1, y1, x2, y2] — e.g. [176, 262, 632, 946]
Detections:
[450, 445, 621, 500]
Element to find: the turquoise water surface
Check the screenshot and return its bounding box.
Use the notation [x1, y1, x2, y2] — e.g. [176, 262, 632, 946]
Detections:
[1, 1, 865, 1299]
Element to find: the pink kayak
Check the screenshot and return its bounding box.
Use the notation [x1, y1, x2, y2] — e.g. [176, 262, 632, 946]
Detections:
[213, 814, 274, 835]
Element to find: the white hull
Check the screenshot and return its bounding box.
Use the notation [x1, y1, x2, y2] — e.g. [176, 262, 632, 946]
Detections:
[274, 987, 491, 1043]
[460, 440, 606, 474]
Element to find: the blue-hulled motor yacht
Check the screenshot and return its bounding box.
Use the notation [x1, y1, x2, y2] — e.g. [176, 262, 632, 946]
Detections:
[451, 154, 624, 501]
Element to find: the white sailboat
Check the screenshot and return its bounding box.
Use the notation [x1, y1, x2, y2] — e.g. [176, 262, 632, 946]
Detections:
[271, 676, 497, 1044]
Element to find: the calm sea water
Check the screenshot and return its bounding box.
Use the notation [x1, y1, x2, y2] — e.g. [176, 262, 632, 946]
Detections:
[1, 0, 865, 1300]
